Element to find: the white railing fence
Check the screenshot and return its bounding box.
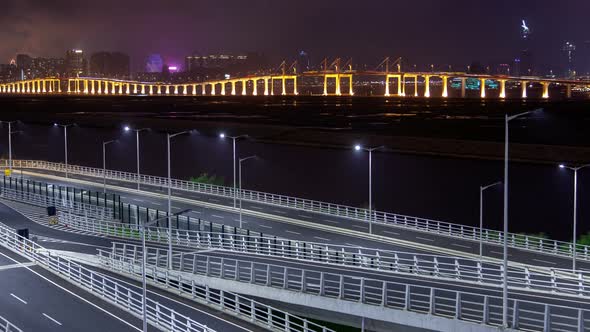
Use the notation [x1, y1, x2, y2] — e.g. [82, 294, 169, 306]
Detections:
[98, 246, 590, 332]
[98, 249, 333, 332]
[6, 159, 587, 262]
[58, 211, 590, 298]
[0, 315, 22, 332]
[0, 222, 215, 332]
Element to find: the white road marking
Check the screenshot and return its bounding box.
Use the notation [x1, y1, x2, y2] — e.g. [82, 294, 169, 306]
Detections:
[345, 243, 358, 247]
[0, 252, 141, 331]
[249, 206, 263, 210]
[272, 210, 287, 214]
[258, 224, 272, 229]
[150, 202, 162, 206]
[451, 243, 472, 249]
[490, 250, 511, 256]
[314, 236, 331, 242]
[416, 236, 435, 242]
[285, 230, 301, 235]
[323, 219, 339, 224]
[42, 313, 62, 326]
[10, 293, 27, 304]
[533, 259, 557, 265]
[298, 214, 311, 219]
[382, 230, 399, 236]
[351, 225, 366, 230]
[209, 198, 221, 203]
[211, 215, 224, 219]
[132, 198, 144, 202]
[190, 210, 202, 214]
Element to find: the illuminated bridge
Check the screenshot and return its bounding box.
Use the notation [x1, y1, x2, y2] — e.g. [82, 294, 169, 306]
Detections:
[1, 58, 589, 99]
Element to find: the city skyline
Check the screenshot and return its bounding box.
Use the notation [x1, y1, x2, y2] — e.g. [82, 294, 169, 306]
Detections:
[1, 0, 589, 72]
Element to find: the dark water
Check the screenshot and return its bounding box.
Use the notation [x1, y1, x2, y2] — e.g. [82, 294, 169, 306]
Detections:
[0, 95, 589, 241]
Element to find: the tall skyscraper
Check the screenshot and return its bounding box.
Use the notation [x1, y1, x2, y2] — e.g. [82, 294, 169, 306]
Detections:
[65, 49, 87, 77]
[518, 20, 533, 76]
[297, 51, 310, 73]
[90, 51, 130, 78]
[562, 41, 576, 78]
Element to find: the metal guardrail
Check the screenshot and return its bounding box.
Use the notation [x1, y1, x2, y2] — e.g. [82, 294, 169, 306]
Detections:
[99, 244, 590, 332]
[0, 222, 216, 332]
[0, 187, 113, 221]
[98, 248, 334, 332]
[0, 315, 22, 332]
[6, 159, 588, 262]
[58, 211, 590, 298]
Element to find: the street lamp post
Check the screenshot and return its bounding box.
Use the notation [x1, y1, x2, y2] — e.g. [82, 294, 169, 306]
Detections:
[354, 145, 385, 234]
[502, 109, 537, 328]
[54, 123, 73, 178]
[479, 181, 502, 258]
[139, 209, 190, 332]
[219, 133, 248, 209]
[239, 155, 258, 229]
[102, 139, 117, 193]
[125, 126, 149, 191]
[559, 163, 590, 271]
[167, 130, 191, 269]
[1, 121, 17, 173]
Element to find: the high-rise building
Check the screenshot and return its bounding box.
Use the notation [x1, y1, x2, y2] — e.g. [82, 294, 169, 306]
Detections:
[31, 58, 65, 78]
[562, 41, 576, 78]
[518, 19, 533, 76]
[65, 49, 87, 77]
[146, 54, 164, 73]
[89, 51, 130, 78]
[583, 41, 590, 76]
[297, 51, 310, 73]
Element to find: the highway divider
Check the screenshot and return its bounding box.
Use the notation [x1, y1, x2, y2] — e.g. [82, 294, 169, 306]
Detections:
[57, 210, 590, 299]
[98, 242, 590, 332]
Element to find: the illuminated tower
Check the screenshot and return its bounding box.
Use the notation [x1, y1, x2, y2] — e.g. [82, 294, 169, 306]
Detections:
[518, 20, 533, 76]
[562, 41, 576, 78]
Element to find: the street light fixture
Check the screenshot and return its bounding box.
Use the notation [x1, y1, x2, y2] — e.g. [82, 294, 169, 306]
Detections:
[166, 130, 194, 268]
[54, 123, 74, 178]
[238, 155, 258, 229]
[219, 133, 248, 209]
[479, 181, 502, 258]
[502, 109, 541, 328]
[354, 144, 385, 234]
[102, 139, 117, 193]
[139, 209, 191, 332]
[124, 126, 149, 191]
[559, 163, 590, 271]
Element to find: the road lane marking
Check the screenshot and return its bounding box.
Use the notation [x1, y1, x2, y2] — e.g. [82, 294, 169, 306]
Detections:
[323, 219, 339, 224]
[42, 313, 62, 326]
[10, 293, 27, 304]
[382, 230, 400, 236]
[150, 202, 162, 206]
[132, 198, 144, 202]
[314, 236, 331, 242]
[351, 225, 366, 230]
[258, 224, 272, 229]
[272, 210, 287, 214]
[285, 230, 301, 235]
[416, 236, 435, 242]
[249, 206, 263, 210]
[211, 215, 225, 219]
[298, 214, 311, 219]
[451, 243, 472, 249]
[190, 210, 202, 214]
[0, 252, 141, 331]
[209, 198, 221, 203]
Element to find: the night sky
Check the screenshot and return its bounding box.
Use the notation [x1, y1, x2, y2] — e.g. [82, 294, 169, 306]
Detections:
[2, 0, 589, 70]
